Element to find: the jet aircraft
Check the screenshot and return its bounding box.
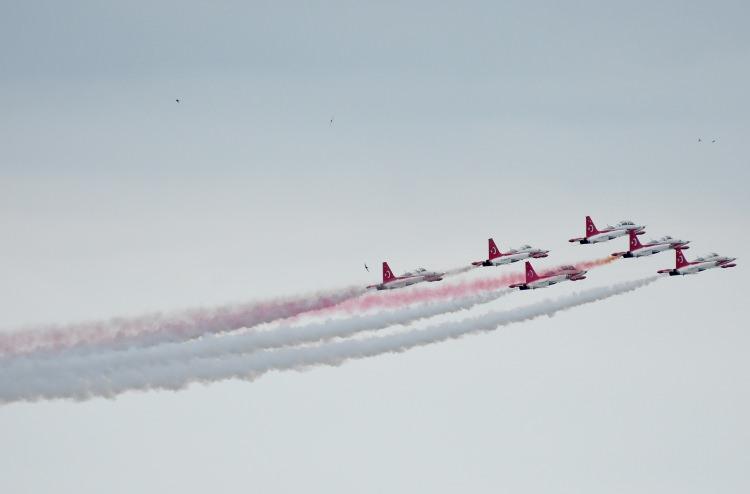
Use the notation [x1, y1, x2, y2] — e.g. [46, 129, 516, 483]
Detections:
[657, 248, 736, 276]
[367, 262, 445, 290]
[612, 230, 690, 258]
[569, 216, 645, 244]
[509, 261, 587, 290]
[472, 238, 549, 266]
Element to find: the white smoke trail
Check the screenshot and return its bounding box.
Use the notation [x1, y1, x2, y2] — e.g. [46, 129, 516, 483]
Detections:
[1, 289, 514, 377]
[0, 286, 367, 357]
[444, 264, 478, 277]
[0, 277, 658, 404]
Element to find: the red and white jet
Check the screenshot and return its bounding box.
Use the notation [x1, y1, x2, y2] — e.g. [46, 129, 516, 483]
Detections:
[657, 248, 737, 276]
[472, 238, 549, 267]
[509, 261, 587, 290]
[569, 216, 645, 244]
[367, 262, 445, 290]
[612, 230, 690, 258]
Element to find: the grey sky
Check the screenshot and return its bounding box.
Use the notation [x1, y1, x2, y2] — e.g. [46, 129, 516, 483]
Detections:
[1, 1, 748, 493]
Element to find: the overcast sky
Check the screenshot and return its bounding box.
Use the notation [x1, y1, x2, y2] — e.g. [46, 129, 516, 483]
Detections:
[1, 2, 748, 493]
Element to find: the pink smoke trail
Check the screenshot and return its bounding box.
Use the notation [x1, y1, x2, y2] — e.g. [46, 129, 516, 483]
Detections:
[0, 286, 366, 357]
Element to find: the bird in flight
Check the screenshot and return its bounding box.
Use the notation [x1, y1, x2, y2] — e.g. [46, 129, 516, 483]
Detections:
[330, 117, 334, 126]
[176, 99, 181, 103]
[364, 263, 369, 272]
[712, 138, 717, 143]
[698, 138, 702, 143]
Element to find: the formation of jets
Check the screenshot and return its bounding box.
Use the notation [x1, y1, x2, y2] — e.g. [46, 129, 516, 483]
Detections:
[366, 215, 736, 291]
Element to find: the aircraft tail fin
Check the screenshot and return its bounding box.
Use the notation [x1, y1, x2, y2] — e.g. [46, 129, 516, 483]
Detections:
[488, 238, 502, 260]
[675, 248, 690, 269]
[382, 262, 396, 283]
[585, 215, 599, 237]
[525, 261, 539, 282]
[629, 229, 643, 251]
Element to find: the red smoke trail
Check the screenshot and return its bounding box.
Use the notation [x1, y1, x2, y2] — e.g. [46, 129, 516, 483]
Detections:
[574, 256, 618, 271]
[0, 287, 366, 357]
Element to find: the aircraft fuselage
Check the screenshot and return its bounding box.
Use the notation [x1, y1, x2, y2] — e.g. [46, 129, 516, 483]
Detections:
[375, 273, 443, 290]
[579, 228, 634, 244]
[623, 243, 672, 258]
[484, 251, 545, 266]
[666, 259, 734, 275]
[523, 273, 572, 289]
